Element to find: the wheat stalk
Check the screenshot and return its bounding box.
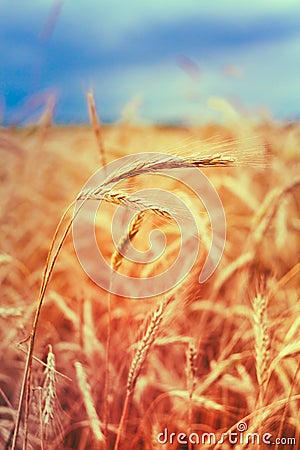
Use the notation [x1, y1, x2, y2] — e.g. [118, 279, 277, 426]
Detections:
[11, 200, 79, 450]
[87, 92, 107, 168]
[186, 340, 197, 450]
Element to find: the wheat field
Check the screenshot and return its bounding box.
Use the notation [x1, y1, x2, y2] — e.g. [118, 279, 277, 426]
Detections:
[0, 106, 300, 449]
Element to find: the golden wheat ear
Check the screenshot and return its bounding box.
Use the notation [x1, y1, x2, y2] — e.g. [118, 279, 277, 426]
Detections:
[252, 292, 271, 405]
[41, 345, 56, 432]
[75, 361, 105, 443]
[114, 296, 172, 450]
[98, 142, 268, 190]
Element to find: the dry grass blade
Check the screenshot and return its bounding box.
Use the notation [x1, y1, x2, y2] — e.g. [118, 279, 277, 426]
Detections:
[75, 361, 105, 443]
[185, 340, 197, 450]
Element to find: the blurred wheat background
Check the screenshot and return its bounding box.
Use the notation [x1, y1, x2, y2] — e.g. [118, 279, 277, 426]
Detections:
[0, 101, 299, 448]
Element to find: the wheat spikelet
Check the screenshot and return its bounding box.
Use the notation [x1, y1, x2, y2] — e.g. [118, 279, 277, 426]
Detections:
[74, 361, 104, 443]
[253, 293, 270, 389]
[127, 298, 170, 393]
[111, 210, 145, 271]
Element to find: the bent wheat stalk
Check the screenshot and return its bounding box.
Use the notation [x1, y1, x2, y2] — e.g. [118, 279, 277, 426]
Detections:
[11, 200, 79, 450]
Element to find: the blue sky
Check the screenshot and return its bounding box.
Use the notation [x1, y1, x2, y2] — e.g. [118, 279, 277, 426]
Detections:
[1, 0, 300, 125]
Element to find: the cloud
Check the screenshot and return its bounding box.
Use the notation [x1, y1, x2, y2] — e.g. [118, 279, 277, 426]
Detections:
[1, 0, 300, 123]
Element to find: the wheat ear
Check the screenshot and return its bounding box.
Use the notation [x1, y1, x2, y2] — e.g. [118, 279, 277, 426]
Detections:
[111, 210, 145, 271]
[75, 361, 105, 443]
[104, 211, 145, 448]
[99, 143, 267, 190]
[253, 293, 270, 404]
[114, 297, 171, 450]
[41, 345, 56, 441]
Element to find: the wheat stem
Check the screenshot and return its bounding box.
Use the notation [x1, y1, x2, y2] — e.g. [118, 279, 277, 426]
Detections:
[186, 340, 197, 450]
[11, 200, 79, 450]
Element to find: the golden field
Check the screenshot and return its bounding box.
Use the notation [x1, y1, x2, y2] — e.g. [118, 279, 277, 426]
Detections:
[0, 112, 300, 449]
